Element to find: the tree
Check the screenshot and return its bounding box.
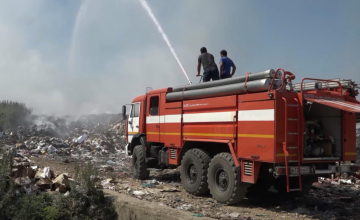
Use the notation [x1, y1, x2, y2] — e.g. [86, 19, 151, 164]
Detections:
[0, 101, 32, 131]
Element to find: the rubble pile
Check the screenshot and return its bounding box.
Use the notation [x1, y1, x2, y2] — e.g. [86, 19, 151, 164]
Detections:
[0, 114, 126, 158]
[3, 153, 73, 195]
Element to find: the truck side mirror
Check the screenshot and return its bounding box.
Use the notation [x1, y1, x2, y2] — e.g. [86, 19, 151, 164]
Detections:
[122, 105, 127, 120]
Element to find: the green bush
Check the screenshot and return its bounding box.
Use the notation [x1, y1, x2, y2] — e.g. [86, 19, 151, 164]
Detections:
[0, 158, 117, 220]
[0, 152, 15, 218]
[69, 163, 117, 220]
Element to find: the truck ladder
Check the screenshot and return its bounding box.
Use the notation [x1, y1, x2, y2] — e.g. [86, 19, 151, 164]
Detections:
[282, 97, 302, 192]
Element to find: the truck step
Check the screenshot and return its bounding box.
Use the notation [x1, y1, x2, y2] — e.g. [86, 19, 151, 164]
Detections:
[287, 118, 298, 121]
[287, 104, 299, 107]
[288, 160, 298, 162]
[289, 188, 301, 192]
[287, 146, 298, 149]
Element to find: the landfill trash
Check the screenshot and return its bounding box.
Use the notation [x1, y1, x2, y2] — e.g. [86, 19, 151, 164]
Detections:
[192, 213, 204, 217]
[76, 134, 88, 143]
[36, 178, 53, 188]
[15, 177, 32, 186]
[52, 173, 70, 188]
[132, 191, 146, 196]
[229, 212, 240, 218]
[176, 204, 192, 211]
[160, 188, 181, 193]
[340, 179, 353, 184]
[24, 184, 39, 195]
[107, 160, 115, 164]
[40, 167, 52, 179]
[64, 191, 70, 197]
[47, 145, 57, 154]
[101, 178, 115, 189]
[142, 183, 155, 188]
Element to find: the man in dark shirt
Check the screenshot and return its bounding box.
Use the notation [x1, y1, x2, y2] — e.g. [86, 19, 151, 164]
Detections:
[196, 47, 219, 82]
[219, 50, 236, 79]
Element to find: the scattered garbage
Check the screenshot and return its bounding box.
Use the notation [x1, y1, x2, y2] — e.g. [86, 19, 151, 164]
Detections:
[24, 184, 39, 195]
[132, 191, 146, 196]
[160, 188, 181, 192]
[15, 177, 32, 186]
[176, 204, 192, 211]
[76, 134, 88, 144]
[229, 212, 240, 218]
[40, 167, 52, 179]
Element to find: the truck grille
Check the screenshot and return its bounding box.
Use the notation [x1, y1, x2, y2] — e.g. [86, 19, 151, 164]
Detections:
[244, 161, 253, 176]
[170, 149, 176, 159]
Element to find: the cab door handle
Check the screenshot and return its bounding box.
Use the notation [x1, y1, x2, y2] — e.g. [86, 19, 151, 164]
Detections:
[156, 124, 159, 128]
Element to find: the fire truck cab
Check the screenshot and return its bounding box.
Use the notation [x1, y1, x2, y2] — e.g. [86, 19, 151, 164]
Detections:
[122, 68, 360, 204]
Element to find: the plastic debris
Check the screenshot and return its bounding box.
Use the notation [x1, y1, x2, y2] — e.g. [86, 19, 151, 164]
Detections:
[176, 204, 192, 211]
[229, 212, 240, 218]
[76, 134, 88, 144]
[132, 191, 146, 196]
[47, 145, 57, 154]
[40, 167, 52, 179]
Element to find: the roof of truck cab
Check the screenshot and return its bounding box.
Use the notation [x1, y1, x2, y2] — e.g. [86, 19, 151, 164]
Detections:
[132, 95, 146, 102]
[147, 88, 172, 95]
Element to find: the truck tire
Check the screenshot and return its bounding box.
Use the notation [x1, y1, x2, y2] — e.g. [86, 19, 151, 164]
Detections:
[208, 153, 250, 205]
[132, 145, 150, 180]
[180, 148, 211, 196]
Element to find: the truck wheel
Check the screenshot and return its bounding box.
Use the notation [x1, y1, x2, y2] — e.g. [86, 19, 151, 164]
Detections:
[180, 148, 211, 196]
[132, 145, 150, 180]
[208, 153, 250, 205]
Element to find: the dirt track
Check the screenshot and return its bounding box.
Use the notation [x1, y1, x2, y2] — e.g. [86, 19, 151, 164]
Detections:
[30, 154, 360, 220]
[104, 189, 214, 220]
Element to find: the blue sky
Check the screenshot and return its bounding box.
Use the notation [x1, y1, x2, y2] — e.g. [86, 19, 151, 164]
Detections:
[0, 0, 359, 115]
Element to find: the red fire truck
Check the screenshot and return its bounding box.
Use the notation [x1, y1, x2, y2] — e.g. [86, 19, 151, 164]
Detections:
[122, 68, 360, 204]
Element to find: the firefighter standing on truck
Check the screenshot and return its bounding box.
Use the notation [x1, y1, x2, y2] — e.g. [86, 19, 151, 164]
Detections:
[196, 47, 219, 82]
[219, 50, 236, 79]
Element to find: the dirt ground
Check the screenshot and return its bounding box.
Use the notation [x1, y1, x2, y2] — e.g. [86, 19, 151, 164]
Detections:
[30, 153, 360, 220]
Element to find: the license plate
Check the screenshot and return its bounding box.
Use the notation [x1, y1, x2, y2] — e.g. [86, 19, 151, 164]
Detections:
[290, 167, 311, 174]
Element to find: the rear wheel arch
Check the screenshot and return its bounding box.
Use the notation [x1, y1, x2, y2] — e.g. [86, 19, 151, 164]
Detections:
[178, 141, 230, 165]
